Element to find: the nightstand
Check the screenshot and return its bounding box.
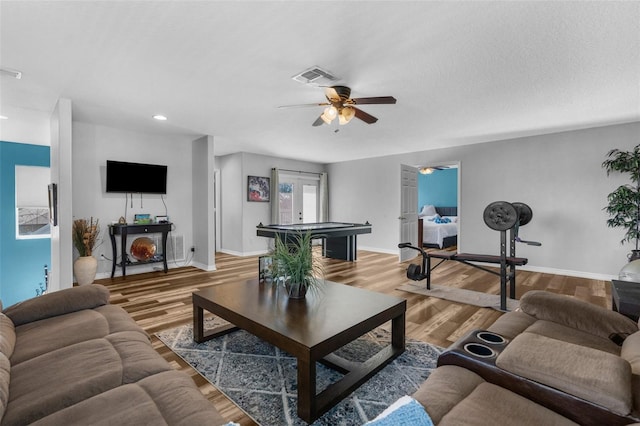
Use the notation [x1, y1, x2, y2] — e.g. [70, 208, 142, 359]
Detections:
[611, 280, 640, 322]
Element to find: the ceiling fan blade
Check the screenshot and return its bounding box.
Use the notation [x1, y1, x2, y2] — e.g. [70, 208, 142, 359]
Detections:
[353, 107, 378, 124]
[324, 87, 341, 103]
[278, 102, 329, 109]
[349, 96, 397, 105]
[312, 115, 325, 127]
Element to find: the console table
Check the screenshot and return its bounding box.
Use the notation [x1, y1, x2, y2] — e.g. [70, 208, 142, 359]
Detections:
[108, 223, 172, 278]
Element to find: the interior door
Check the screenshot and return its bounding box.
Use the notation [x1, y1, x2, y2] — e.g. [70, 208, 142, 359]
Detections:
[399, 164, 418, 262]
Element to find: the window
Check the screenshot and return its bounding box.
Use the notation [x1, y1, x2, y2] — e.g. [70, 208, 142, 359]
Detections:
[15, 165, 51, 239]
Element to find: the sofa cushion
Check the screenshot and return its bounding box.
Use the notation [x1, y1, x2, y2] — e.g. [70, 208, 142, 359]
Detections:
[0, 355, 9, 424]
[28, 371, 226, 426]
[496, 332, 632, 415]
[0, 315, 15, 360]
[519, 290, 638, 340]
[438, 382, 577, 426]
[3, 285, 110, 326]
[0, 313, 15, 423]
[4, 332, 171, 425]
[413, 365, 485, 424]
[621, 331, 640, 374]
[525, 319, 621, 355]
[10, 305, 147, 365]
[487, 310, 536, 340]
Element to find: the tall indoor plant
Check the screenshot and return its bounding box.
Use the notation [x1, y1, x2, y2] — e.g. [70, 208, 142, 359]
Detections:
[271, 231, 323, 299]
[72, 217, 101, 285]
[602, 145, 640, 261]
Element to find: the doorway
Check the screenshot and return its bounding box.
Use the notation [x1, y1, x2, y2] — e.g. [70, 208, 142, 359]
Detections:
[277, 174, 320, 225]
[400, 162, 460, 260]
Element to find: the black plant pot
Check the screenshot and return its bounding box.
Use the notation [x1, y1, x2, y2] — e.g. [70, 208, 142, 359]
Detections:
[285, 282, 307, 299]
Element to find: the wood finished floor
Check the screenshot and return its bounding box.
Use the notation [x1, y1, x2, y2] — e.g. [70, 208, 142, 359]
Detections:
[96, 250, 612, 426]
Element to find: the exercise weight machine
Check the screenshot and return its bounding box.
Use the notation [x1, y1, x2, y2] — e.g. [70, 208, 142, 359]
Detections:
[399, 201, 541, 311]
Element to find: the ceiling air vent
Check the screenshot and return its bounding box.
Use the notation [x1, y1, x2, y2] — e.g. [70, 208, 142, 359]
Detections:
[291, 66, 339, 86]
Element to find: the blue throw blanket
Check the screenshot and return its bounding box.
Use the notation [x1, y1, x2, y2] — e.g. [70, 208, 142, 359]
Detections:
[364, 396, 434, 426]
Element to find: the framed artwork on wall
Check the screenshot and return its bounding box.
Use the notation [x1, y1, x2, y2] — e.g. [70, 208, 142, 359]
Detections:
[248, 176, 270, 202]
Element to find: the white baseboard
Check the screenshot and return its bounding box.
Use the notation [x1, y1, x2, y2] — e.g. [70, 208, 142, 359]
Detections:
[360, 247, 616, 281]
[518, 265, 615, 281]
[192, 261, 216, 271]
[218, 248, 269, 257]
[359, 246, 398, 256]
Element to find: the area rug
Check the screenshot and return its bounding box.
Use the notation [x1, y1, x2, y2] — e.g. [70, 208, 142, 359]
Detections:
[397, 282, 519, 312]
[156, 318, 442, 426]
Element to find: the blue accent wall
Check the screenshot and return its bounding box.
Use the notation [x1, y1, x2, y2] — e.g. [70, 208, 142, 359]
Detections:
[418, 168, 458, 211]
[0, 141, 51, 307]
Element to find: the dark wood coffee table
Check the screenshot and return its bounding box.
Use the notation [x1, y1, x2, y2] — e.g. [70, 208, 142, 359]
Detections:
[192, 279, 406, 423]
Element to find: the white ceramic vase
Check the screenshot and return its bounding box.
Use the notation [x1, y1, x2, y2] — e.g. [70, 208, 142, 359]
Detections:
[74, 256, 98, 285]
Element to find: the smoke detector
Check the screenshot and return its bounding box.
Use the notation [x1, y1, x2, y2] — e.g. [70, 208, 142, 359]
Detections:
[291, 66, 339, 86]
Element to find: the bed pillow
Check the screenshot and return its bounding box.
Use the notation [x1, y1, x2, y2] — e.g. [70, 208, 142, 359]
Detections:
[443, 216, 458, 223]
[420, 205, 437, 216]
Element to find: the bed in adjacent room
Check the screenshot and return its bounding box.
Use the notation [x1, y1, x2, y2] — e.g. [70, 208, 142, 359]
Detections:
[418, 205, 458, 249]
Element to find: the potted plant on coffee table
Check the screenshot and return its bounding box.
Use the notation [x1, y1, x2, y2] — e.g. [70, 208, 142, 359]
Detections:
[72, 217, 100, 285]
[603, 145, 640, 261]
[271, 231, 323, 299]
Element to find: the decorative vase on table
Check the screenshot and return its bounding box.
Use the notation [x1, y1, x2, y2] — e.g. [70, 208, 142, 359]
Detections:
[72, 217, 101, 285]
[74, 256, 98, 285]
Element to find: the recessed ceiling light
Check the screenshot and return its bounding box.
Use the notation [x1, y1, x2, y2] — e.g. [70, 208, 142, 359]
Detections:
[0, 115, 8, 120]
[152, 115, 167, 121]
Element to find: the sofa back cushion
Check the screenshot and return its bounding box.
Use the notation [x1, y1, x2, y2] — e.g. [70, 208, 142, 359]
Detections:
[519, 291, 638, 339]
[0, 313, 16, 422]
[3, 285, 110, 327]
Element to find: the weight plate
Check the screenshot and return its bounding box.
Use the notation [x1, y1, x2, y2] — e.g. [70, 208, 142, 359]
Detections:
[512, 202, 533, 227]
[483, 201, 518, 231]
[407, 263, 422, 280]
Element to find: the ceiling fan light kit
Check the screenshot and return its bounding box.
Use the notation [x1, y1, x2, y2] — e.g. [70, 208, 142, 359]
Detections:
[280, 85, 396, 127]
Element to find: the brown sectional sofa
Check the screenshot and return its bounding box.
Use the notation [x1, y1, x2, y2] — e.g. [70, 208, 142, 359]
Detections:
[412, 290, 640, 425]
[0, 284, 226, 426]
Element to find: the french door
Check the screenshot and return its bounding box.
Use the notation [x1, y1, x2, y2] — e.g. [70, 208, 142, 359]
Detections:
[277, 176, 319, 224]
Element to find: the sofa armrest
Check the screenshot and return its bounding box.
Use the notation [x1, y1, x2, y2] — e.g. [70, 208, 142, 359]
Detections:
[519, 290, 638, 339]
[3, 285, 111, 326]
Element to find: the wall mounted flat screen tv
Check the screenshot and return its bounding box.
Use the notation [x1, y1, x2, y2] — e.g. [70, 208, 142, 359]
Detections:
[106, 160, 167, 194]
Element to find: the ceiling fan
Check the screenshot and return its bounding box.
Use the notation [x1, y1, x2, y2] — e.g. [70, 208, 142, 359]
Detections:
[419, 166, 450, 174]
[279, 86, 396, 127]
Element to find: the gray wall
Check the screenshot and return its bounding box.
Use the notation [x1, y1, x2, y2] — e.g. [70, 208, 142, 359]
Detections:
[328, 122, 640, 279]
[217, 152, 325, 255]
[72, 122, 196, 278]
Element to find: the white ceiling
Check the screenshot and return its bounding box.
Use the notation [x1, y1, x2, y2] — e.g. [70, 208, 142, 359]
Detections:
[1, 1, 638, 164]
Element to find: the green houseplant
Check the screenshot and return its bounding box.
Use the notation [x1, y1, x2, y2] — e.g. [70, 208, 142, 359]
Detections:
[602, 145, 640, 261]
[271, 231, 323, 298]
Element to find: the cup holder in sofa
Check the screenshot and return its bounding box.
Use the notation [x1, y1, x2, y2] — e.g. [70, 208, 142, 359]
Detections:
[476, 331, 507, 345]
[463, 343, 496, 358]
